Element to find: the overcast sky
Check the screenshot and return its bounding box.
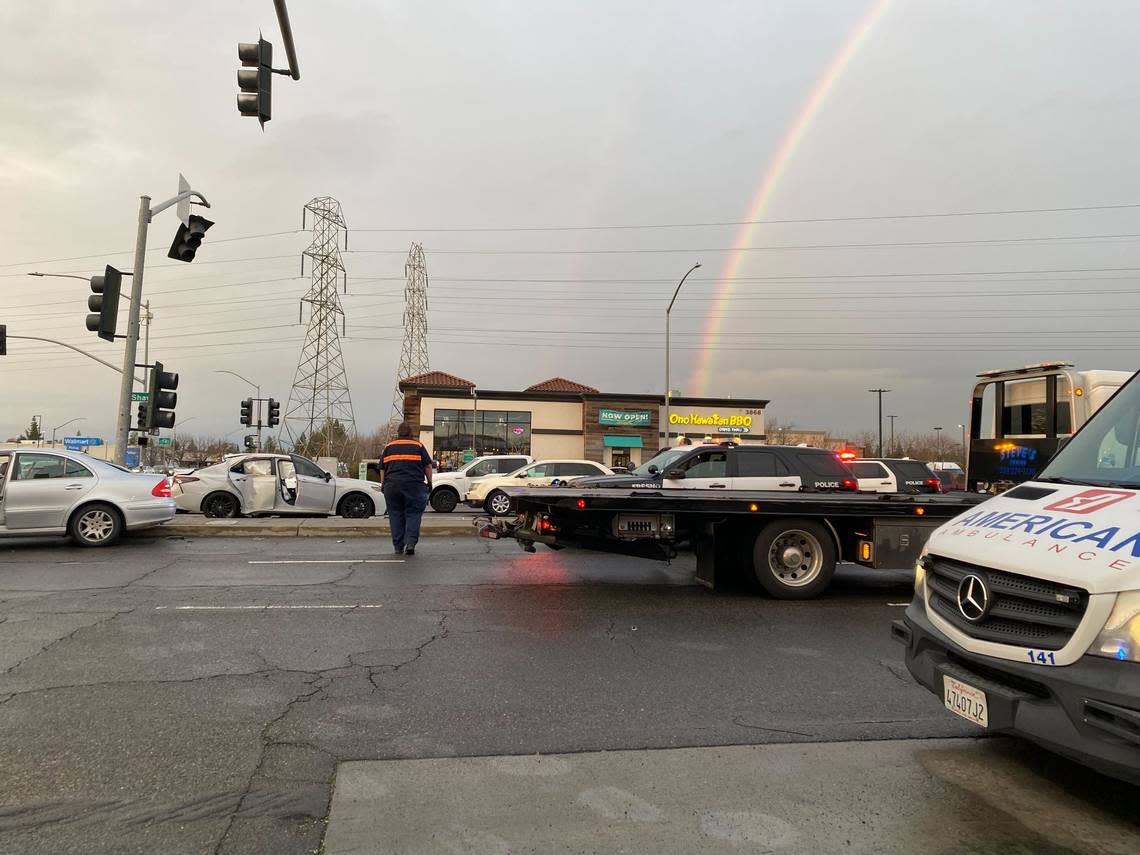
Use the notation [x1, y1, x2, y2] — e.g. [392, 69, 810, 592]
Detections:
[3, 1, 1140, 445]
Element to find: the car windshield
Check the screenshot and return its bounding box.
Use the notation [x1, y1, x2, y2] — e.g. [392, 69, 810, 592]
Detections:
[1038, 372, 1140, 488]
[632, 448, 690, 476]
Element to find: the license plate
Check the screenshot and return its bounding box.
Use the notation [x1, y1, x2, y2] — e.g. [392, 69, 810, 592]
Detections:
[943, 675, 988, 727]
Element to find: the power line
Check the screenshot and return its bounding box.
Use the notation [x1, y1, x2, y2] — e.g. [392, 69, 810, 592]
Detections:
[348, 202, 1140, 232]
[345, 234, 1140, 256]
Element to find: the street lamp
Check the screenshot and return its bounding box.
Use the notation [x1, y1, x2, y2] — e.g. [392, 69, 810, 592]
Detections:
[51, 417, 86, 446]
[664, 262, 701, 447]
[933, 426, 944, 462]
[957, 423, 967, 460]
[868, 389, 890, 457]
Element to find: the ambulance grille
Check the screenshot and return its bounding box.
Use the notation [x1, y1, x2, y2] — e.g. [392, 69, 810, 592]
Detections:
[926, 555, 1088, 651]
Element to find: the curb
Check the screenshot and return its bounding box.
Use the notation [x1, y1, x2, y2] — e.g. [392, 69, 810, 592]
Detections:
[159, 519, 482, 538]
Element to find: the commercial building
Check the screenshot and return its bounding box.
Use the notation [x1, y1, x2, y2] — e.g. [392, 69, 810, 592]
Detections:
[398, 371, 769, 469]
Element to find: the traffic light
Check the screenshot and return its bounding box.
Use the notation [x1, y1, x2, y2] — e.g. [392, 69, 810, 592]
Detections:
[237, 38, 273, 126]
[167, 215, 215, 263]
[137, 400, 148, 431]
[144, 361, 179, 431]
[244, 434, 256, 450]
[267, 398, 280, 427]
[0, 324, 6, 356]
[86, 266, 123, 341]
[240, 398, 253, 426]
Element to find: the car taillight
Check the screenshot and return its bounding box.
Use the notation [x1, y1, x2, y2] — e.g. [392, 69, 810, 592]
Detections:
[926, 478, 942, 493]
[537, 514, 559, 534]
[152, 479, 172, 498]
[841, 479, 857, 491]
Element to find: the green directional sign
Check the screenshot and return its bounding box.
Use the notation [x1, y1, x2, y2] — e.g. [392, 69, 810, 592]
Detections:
[131, 391, 150, 402]
[157, 437, 172, 447]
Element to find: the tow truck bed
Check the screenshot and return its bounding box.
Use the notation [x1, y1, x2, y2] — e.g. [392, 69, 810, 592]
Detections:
[482, 487, 985, 597]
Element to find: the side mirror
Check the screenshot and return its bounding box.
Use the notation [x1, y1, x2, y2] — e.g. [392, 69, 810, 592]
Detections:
[324, 472, 332, 482]
[665, 468, 685, 480]
[647, 464, 659, 475]
[515, 473, 526, 479]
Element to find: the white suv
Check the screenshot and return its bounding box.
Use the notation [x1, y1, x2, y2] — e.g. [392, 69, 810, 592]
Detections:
[429, 455, 533, 512]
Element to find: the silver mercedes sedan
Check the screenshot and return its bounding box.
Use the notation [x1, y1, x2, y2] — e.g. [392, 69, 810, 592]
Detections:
[0, 448, 176, 546]
[172, 452, 386, 519]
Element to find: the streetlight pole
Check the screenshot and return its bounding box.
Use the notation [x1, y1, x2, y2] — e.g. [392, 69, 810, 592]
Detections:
[114, 186, 211, 465]
[887, 414, 897, 457]
[957, 423, 967, 463]
[933, 426, 944, 462]
[869, 389, 890, 458]
[52, 417, 86, 446]
[664, 262, 701, 448]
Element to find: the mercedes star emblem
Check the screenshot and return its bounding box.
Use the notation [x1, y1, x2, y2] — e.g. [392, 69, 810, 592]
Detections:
[956, 574, 990, 622]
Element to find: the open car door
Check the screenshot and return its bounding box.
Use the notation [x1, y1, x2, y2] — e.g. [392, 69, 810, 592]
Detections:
[228, 457, 279, 515]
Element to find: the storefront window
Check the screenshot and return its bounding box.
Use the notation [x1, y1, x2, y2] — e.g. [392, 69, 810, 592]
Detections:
[432, 408, 531, 468]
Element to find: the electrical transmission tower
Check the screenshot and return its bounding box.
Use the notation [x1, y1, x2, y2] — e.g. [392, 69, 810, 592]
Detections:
[282, 197, 357, 459]
[391, 242, 430, 419]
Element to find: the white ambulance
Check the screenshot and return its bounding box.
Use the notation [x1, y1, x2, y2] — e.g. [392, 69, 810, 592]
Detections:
[896, 368, 1140, 782]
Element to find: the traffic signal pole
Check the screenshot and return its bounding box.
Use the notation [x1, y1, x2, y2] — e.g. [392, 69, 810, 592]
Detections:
[113, 188, 210, 465]
[113, 196, 151, 465]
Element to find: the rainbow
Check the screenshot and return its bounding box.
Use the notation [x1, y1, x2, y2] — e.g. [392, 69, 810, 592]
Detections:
[689, 0, 893, 394]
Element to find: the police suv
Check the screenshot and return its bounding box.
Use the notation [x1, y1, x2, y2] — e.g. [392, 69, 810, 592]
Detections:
[576, 443, 858, 492]
[895, 368, 1140, 782]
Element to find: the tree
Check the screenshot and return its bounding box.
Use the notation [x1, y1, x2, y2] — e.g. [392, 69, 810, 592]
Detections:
[18, 417, 42, 441]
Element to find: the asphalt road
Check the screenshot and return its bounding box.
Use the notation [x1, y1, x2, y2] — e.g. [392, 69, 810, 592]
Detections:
[0, 534, 1136, 854]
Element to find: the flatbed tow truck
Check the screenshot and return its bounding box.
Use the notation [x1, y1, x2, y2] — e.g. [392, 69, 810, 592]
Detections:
[479, 486, 985, 598]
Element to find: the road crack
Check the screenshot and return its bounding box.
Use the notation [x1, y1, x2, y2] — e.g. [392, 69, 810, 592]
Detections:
[0, 609, 133, 677]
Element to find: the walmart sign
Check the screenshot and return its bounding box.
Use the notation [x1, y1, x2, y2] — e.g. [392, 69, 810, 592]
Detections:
[599, 408, 652, 427]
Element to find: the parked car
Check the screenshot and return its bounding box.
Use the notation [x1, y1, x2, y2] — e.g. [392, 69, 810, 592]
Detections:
[850, 458, 942, 494]
[172, 453, 386, 519]
[0, 448, 175, 546]
[573, 443, 859, 492]
[429, 454, 533, 513]
[465, 459, 612, 515]
[928, 460, 966, 491]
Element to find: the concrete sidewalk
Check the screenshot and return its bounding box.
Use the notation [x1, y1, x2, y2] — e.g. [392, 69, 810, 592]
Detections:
[158, 514, 484, 538]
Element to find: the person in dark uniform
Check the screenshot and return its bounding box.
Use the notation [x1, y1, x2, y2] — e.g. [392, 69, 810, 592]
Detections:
[380, 422, 434, 555]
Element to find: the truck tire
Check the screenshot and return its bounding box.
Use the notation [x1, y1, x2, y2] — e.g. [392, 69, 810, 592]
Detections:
[751, 519, 836, 599]
[430, 488, 459, 513]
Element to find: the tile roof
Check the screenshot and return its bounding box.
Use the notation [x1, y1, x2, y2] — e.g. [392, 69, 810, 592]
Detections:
[399, 370, 476, 389]
[525, 377, 600, 394]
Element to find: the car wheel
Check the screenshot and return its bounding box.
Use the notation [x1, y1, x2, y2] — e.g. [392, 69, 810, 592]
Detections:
[68, 503, 123, 547]
[202, 492, 240, 518]
[338, 493, 375, 519]
[751, 519, 836, 599]
[485, 490, 512, 516]
[430, 488, 459, 513]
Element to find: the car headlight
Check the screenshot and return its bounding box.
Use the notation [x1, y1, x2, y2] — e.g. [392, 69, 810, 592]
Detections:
[1090, 591, 1140, 662]
[914, 543, 930, 596]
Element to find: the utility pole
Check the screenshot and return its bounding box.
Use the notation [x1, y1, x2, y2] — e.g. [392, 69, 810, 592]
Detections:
[664, 262, 701, 448]
[933, 426, 944, 462]
[868, 388, 890, 458]
[887, 414, 897, 457]
[142, 301, 153, 464]
[113, 185, 210, 464]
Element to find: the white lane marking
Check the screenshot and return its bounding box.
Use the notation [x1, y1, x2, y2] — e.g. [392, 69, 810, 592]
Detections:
[887, 602, 910, 607]
[245, 559, 404, 564]
[155, 604, 384, 610]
